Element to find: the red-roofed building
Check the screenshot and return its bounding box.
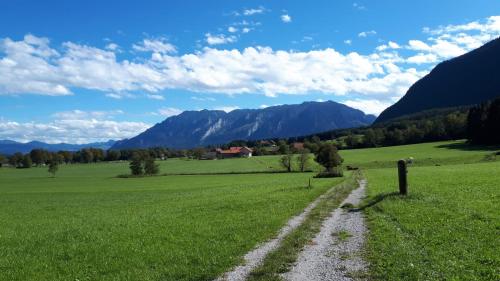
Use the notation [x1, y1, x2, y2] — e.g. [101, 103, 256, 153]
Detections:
[216, 146, 253, 158]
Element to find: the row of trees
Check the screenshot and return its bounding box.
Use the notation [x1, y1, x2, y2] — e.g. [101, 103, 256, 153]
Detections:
[279, 143, 344, 177]
[129, 153, 160, 176]
[290, 108, 469, 150]
[466, 97, 500, 145]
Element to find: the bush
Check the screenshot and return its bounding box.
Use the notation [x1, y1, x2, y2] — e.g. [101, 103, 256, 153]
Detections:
[314, 167, 344, 178]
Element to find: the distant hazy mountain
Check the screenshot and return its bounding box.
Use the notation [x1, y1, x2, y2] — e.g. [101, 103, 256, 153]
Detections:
[376, 37, 500, 123]
[112, 101, 376, 149]
[0, 140, 116, 155]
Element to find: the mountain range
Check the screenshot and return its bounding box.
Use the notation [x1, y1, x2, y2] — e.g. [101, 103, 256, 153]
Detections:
[0, 140, 116, 155]
[376, 37, 500, 123]
[112, 101, 376, 149]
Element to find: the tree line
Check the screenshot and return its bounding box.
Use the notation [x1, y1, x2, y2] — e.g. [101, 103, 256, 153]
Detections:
[466, 97, 500, 145]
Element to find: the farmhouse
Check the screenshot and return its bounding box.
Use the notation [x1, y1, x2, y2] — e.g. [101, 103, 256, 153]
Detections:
[216, 146, 253, 158]
[292, 142, 305, 150]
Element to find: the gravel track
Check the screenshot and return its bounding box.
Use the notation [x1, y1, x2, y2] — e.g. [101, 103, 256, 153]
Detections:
[282, 180, 368, 281]
[215, 188, 333, 281]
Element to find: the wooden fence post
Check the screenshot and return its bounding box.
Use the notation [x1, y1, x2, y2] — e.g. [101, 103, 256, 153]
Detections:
[397, 159, 408, 195]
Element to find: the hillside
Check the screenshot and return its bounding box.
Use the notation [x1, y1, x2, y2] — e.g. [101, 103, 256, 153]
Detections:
[0, 140, 116, 155]
[112, 101, 376, 149]
[376, 37, 500, 123]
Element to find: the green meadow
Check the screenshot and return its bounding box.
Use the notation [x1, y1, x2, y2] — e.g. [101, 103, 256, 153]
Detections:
[0, 158, 342, 281]
[356, 141, 500, 280]
[364, 162, 500, 280]
[0, 140, 498, 280]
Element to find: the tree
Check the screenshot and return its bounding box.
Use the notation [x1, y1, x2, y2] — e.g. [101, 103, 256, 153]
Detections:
[21, 154, 32, 168]
[315, 143, 343, 176]
[192, 147, 206, 160]
[144, 157, 160, 175]
[48, 160, 59, 177]
[9, 152, 23, 168]
[278, 140, 289, 155]
[0, 154, 5, 167]
[106, 150, 121, 161]
[280, 153, 293, 172]
[297, 148, 311, 172]
[129, 153, 144, 176]
[30, 149, 48, 166]
[81, 149, 94, 163]
[467, 97, 500, 144]
[59, 151, 74, 164]
[345, 134, 360, 148]
[485, 98, 500, 144]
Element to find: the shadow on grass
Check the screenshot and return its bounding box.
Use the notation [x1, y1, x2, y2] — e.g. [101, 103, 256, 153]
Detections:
[436, 142, 500, 152]
[347, 191, 401, 212]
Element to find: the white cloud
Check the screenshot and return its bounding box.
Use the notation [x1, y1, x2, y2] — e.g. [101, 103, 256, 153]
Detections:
[404, 16, 500, 63]
[1, 16, 499, 100]
[157, 107, 182, 117]
[215, 106, 240, 112]
[105, 43, 120, 51]
[344, 39, 352, 45]
[259, 104, 269, 109]
[0, 117, 150, 144]
[353, 3, 366, 10]
[358, 30, 377, 37]
[406, 53, 439, 64]
[105, 92, 135, 99]
[425, 16, 500, 35]
[376, 41, 400, 51]
[388, 41, 400, 49]
[243, 7, 265, 16]
[147, 94, 165, 100]
[343, 99, 392, 115]
[242, 27, 251, 33]
[228, 26, 238, 33]
[0, 35, 422, 99]
[205, 33, 237, 45]
[407, 40, 431, 51]
[281, 14, 292, 23]
[191, 96, 216, 102]
[52, 109, 124, 120]
[132, 38, 176, 54]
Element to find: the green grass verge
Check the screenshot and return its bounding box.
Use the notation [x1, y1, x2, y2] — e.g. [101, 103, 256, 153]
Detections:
[0, 160, 343, 281]
[340, 140, 500, 169]
[247, 172, 359, 281]
[363, 161, 500, 280]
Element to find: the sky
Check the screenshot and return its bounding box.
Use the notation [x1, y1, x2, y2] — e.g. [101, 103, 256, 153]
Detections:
[0, 0, 499, 144]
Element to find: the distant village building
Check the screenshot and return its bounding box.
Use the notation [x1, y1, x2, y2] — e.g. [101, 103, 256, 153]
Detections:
[216, 147, 253, 158]
[292, 142, 305, 150]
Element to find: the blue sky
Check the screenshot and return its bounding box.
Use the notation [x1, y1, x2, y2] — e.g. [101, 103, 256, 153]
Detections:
[1, 0, 499, 143]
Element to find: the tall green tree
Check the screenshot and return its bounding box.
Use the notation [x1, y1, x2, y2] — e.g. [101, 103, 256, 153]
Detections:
[144, 157, 160, 175]
[9, 152, 23, 168]
[21, 154, 32, 168]
[129, 153, 144, 176]
[297, 148, 311, 172]
[315, 143, 343, 174]
[48, 160, 59, 177]
[280, 153, 293, 172]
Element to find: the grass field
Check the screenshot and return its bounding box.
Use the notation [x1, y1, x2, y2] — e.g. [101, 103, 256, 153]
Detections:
[340, 140, 500, 168]
[1, 140, 498, 280]
[0, 158, 344, 281]
[360, 146, 499, 280]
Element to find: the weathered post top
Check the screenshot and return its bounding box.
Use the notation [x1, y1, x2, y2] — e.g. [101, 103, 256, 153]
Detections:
[397, 159, 408, 195]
